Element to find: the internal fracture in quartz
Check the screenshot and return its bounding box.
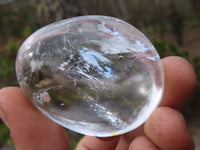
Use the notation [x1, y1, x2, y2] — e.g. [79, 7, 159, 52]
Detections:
[16, 16, 164, 137]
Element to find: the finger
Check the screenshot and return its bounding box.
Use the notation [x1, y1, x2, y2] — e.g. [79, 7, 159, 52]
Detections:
[160, 56, 196, 110]
[112, 56, 196, 149]
[0, 87, 69, 150]
[144, 107, 195, 150]
[115, 126, 144, 150]
[75, 136, 119, 150]
[128, 136, 160, 150]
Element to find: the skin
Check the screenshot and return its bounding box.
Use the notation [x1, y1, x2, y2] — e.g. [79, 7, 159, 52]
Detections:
[0, 56, 196, 150]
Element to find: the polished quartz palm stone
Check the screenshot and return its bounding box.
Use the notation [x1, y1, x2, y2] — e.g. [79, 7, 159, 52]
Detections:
[16, 15, 164, 137]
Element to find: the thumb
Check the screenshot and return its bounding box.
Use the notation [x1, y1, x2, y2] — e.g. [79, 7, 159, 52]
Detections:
[0, 87, 69, 150]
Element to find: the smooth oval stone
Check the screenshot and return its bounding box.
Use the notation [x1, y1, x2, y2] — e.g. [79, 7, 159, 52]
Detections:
[16, 15, 164, 137]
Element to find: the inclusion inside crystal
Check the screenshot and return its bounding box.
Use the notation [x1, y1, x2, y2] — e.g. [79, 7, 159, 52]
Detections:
[16, 15, 164, 137]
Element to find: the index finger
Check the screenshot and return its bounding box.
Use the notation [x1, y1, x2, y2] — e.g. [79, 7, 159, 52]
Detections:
[159, 56, 196, 109]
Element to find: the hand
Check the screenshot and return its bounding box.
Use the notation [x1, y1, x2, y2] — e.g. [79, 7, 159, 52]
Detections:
[0, 56, 196, 150]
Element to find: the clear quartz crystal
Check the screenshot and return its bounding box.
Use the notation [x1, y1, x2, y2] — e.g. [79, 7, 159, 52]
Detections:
[16, 15, 164, 137]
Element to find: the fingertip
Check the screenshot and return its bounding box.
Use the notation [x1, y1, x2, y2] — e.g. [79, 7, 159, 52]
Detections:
[129, 136, 160, 150]
[76, 135, 119, 150]
[144, 107, 195, 150]
[161, 56, 196, 109]
[0, 87, 29, 124]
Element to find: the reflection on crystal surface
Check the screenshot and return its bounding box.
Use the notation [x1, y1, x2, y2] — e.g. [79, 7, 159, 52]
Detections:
[16, 15, 164, 137]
